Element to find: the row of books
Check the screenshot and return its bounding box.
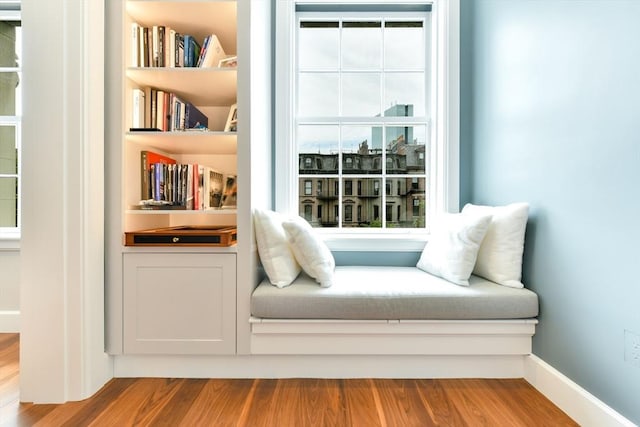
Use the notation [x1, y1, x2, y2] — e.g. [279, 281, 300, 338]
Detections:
[138, 150, 237, 210]
[131, 23, 230, 68]
[131, 88, 208, 131]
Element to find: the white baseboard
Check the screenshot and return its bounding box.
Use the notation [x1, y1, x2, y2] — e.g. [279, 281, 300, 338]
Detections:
[114, 354, 527, 379]
[525, 354, 637, 427]
[0, 310, 20, 333]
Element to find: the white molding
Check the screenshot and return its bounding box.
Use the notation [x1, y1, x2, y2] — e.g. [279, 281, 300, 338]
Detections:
[114, 354, 527, 379]
[0, 310, 19, 333]
[525, 355, 637, 427]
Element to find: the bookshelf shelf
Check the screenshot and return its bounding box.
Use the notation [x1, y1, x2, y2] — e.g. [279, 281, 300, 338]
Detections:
[126, 68, 237, 106]
[126, 131, 237, 155]
[125, 208, 237, 215]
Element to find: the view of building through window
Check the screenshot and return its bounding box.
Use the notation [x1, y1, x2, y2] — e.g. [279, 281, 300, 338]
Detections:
[296, 14, 430, 229]
[0, 9, 21, 233]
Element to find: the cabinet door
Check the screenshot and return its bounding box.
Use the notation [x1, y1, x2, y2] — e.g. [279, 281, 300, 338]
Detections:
[123, 253, 236, 354]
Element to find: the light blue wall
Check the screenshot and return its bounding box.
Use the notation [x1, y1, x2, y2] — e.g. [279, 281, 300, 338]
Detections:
[461, 0, 640, 423]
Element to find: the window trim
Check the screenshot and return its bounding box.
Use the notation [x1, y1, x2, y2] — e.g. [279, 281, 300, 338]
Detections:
[0, 6, 21, 242]
[275, 0, 459, 251]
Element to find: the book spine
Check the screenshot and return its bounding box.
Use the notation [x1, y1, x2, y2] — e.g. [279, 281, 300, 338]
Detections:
[193, 164, 200, 210]
[141, 151, 148, 200]
[158, 26, 165, 67]
[142, 27, 149, 67]
[176, 34, 184, 67]
[196, 35, 210, 67]
[131, 23, 140, 67]
[152, 26, 159, 67]
[183, 35, 192, 67]
[155, 90, 165, 130]
[131, 88, 145, 129]
[168, 28, 176, 68]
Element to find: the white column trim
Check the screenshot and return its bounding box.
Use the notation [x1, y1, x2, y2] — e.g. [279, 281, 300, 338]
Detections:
[20, 0, 111, 403]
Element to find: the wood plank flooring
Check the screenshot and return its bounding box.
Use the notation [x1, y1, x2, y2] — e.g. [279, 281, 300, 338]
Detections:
[0, 334, 578, 426]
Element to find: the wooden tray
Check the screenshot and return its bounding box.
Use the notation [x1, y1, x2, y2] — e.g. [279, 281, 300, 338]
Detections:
[124, 226, 237, 247]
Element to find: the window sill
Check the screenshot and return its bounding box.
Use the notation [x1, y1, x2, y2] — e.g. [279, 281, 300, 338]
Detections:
[0, 237, 20, 251]
[320, 232, 428, 252]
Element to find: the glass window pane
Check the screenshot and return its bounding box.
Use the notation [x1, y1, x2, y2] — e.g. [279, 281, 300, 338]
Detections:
[384, 22, 424, 70]
[298, 72, 339, 117]
[341, 125, 382, 175]
[0, 125, 17, 174]
[384, 73, 424, 117]
[0, 72, 19, 115]
[341, 72, 381, 117]
[299, 21, 339, 69]
[0, 21, 20, 68]
[386, 178, 426, 228]
[342, 177, 380, 228]
[297, 125, 339, 174]
[385, 125, 427, 175]
[298, 177, 339, 227]
[0, 177, 17, 227]
[342, 22, 381, 70]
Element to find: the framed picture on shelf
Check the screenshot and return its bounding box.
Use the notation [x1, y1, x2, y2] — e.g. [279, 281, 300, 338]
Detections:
[218, 55, 237, 68]
[224, 103, 237, 132]
[220, 175, 237, 209]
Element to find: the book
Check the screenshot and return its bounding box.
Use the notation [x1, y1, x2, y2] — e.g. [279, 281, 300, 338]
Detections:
[131, 88, 145, 129]
[183, 35, 201, 67]
[184, 101, 208, 129]
[152, 25, 160, 67]
[199, 34, 226, 68]
[167, 28, 176, 67]
[140, 151, 176, 201]
[175, 33, 184, 67]
[131, 22, 140, 67]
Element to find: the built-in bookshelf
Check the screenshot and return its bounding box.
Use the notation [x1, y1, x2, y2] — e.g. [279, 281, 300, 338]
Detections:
[123, 0, 238, 231]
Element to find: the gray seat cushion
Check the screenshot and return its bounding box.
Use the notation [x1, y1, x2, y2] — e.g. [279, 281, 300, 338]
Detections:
[251, 266, 539, 320]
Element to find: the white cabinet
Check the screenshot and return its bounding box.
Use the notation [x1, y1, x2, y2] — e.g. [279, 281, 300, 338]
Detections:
[123, 252, 236, 354]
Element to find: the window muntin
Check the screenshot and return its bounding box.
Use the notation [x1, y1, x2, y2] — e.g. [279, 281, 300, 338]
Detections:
[0, 10, 20, 235]
[296, 12, 430, 231]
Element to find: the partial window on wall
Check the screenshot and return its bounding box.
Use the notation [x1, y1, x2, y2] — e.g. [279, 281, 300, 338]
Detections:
[0, 2, 21, 241]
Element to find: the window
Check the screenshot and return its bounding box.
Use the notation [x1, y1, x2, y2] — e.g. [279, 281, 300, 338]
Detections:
[276, 1, 459, 246]
[0, 3, 21, 241]
[304, 179, 312, 195]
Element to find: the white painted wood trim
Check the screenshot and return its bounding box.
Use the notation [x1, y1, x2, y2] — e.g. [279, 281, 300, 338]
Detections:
[114, 354, 527, 379]
[525, 354, 637, 427]
[250, 318, 536, 356]
[0, 310, 19, 333]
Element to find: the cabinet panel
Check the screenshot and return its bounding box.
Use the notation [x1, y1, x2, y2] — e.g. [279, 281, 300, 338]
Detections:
[124, 253, 236, 354]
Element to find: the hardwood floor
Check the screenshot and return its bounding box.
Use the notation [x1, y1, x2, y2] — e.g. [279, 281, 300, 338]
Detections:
[0, 334, 577, 426]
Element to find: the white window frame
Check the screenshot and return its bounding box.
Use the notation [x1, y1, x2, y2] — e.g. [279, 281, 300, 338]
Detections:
[0, 4, 21, 247]
[276, 0, 459, 252]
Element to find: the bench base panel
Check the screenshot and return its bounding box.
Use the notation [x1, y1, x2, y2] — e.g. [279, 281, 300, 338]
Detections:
[250, 317, 538, 356]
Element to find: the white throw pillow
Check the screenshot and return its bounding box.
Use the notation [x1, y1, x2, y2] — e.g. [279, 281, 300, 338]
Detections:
[461, 202, 529, 288]
[253, 209, 301, 288]
[416, 212, 492, 286]
[282, 217, 335, 288]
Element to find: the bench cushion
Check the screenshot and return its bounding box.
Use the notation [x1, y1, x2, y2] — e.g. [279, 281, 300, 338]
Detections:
[251, 266, 539, 320]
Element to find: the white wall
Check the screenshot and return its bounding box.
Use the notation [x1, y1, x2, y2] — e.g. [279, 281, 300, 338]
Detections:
[0, 249, 19, 332]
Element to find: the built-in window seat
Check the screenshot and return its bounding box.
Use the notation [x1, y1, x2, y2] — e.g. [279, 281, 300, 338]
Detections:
[250, 266, 539, 357]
